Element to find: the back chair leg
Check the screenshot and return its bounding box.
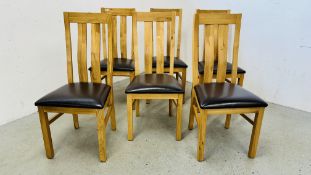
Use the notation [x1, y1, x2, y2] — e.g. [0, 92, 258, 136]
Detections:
[136, 99, 140, 117]
[176, 95, 183, 141]
[181, 69, 187, 103]
[127, 96, 134, 141]
[197, 111, 208, 161]
[169, 99, 173, 116]
[38, 107, 54, 159]
[110, 92, 116, 131]
[248, 108, 265, 158]
[146, 100, 151, 104]
[96, 109, 107, 162]
[188, 95, 195, 130]
[73, 114, 79, 129]
[224, 114, 231, 129]
[238, 74, 244, 86]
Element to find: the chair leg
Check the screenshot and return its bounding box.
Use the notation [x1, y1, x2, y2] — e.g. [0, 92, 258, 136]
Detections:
[188, 94, 195, 130]
[127, 96, 134, 141]
[73, 114, 79, 129]
[248, 108, 265, 158]
[225, 114, 231, 129]
[176, 95, 183, 141]
[96, 109, 107, 162]
[197, 111, 208, 161]
[109, 92, 116, 131]
[181, 69, 187, 103]
[38, 107, 54, 159]
[136, 99, 140, 117]
[169, 100, 173, 116]
[238, 74, 244, 86]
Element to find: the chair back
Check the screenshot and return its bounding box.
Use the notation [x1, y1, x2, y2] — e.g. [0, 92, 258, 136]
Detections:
[133, 12, 176, 76]
[196, 10, 231, 60]
[63, 12, 113, 86]
[101, 8, 136, 59]
[192, 13, 242, 85]
[150, 8, 182, 58]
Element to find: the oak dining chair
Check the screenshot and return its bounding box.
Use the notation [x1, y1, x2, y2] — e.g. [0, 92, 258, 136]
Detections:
[99, 8, 136, 81]
[125, 11, 184, 141]
[35, 12, 115, 162]
[188, 13, 268, 161]
[150, 8, 188, 103]
[196, 9, 246, 86]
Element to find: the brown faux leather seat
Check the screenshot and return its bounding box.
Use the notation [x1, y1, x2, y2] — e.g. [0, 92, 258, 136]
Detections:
[194, 83, 268, 109]
[35, 83, 111, 109]
[90, 58, 135, 72]
[152, 56, 188, 68]
[125, 74, 184, 94]
[198, 61, 246, 75]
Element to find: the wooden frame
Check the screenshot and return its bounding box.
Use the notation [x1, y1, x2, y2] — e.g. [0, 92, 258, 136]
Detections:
[189, 13, 266, 161]
[127, 12, 184, 141]
[150, 8, 187, 103]
[37, 12, 115, 162]
[196, 9, 245, 86]
[100, 8, 136, 81]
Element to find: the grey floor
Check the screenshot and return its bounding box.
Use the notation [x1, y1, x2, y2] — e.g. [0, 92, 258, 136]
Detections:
[1, 80, 311, 175]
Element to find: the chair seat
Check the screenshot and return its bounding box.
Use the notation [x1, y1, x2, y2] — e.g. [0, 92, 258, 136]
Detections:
[89, 58, 135, 72]
[194, 83, 268, 109]
[198, 61, 246, 75]
[125, 74, 184, 94]
[152, 56, 188, 68]
[35, 83, 111, 109]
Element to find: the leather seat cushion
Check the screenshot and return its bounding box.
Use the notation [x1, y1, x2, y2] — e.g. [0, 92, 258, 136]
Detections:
[194, 83, 268, 109]
[198, 61, 246, 75]
[35, 83, 111, 109]
[152, 56, 188, 68]
[89, 58, 135, 72]
[125, 74, 184, 94]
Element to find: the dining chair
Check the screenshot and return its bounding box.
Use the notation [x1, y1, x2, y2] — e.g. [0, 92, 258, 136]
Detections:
[188, 13, 268, 161]
[34, 12, 115, 162]
[150, 8, 188, 103]
[125, 11, 184, 141]
[196, 9, 246, 86]
[99, 8, 136, 81]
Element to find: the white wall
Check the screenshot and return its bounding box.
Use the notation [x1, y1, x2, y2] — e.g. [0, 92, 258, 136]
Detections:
[1, 0, 311, 125]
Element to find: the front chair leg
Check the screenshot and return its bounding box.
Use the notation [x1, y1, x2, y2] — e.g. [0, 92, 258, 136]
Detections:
[73, 114, 79, 129]
[176, 95, 183, 141]
[96, 109, 107, 162]
[127, 96, 134, 141]
[197, 111, 208, 161]
[248, 108, 265, 158]
[225, 114, 231, 129]
[38, 107, 54, 159]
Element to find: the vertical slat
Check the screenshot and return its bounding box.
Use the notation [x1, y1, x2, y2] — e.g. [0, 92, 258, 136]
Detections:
[77, 23, 88, 82]
[231, 15, 242, 84]
[203, 25, 215, 83]
[132, 13, 139, 75]
[144, 22, 153, 74]
[176, 10, 182, 58]
[156, 22, 164, 74]
[102, 23, 108, 59]
[107, 19, 114, 86]
[216, 25, 229, 82]
[169, 14, 176, 75]
[112, 16, 118, 58]
[212, 24, 219, 60]
[64, 13, 74, 83]
[166, 22, 171, 56]
[91, 23, 101, 83]
[192, 14, 199, 86]
[120, 16, 127, 58]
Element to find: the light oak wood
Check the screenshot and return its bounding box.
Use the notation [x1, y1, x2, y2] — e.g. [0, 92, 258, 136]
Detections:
[36, 12, 115, 162]
[190, 13, 266, 161]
